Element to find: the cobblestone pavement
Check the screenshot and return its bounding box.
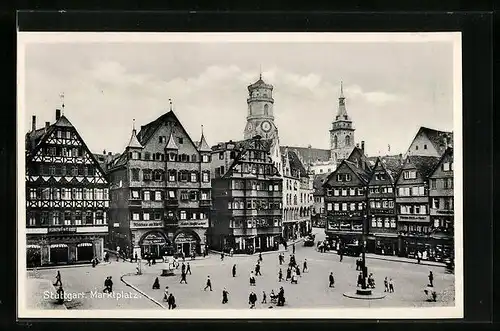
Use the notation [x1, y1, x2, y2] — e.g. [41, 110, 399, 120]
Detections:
[28, 228, 455, 310]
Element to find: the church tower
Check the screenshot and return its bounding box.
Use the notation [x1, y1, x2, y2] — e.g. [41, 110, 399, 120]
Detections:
[243, 73, 279, 141]
[329, 81, 355, 164]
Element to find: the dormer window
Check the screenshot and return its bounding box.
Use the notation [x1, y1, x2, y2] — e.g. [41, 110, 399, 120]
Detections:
[403, 170, 417, 180]
[442, 162, 452, 171]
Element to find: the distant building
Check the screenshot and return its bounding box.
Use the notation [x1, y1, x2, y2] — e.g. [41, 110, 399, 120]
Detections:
[210, 136, 283, 253]
[404, 126, 453, 158]
[106, 110, 211, 258]
[395, 155, 441, 259]
[366, 154, 404, 255]
[25, 109, 109, 266]
[312, 173, 328, 227]
[428, 147, 454, 260]
[281, 148, 313, 241]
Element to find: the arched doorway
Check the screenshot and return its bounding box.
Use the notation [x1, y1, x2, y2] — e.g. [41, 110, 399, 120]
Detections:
[50, 244, 69, 264]
[174, 230, 201, 256]
[140, 231, 170, 258]
[76, 242, 93, 261]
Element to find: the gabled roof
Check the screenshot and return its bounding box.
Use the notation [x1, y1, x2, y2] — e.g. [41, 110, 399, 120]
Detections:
[248, 77, 273, 90]
[313, 173, 329, 195]
[429, 147, 454, 177]
[198, 133, 211, 152]
[369, 155, 404, 184]
[288, 150, 309, 178]
[409, 126, 453, 156]
[399, 155, 441, 181]
[323, 159, 372, 187]
[126, 129, 143, 149]
[346, 146, 372, 172]
[280, 146, 330, 164]
[165, 132, 179, 150]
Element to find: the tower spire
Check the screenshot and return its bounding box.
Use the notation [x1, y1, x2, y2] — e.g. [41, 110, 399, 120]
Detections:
[60, 92, 65, 115]
[336, 81, 349, 121]
[340, 80, 344, 98]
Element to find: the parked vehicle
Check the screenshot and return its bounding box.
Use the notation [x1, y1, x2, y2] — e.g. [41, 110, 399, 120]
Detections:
[303, 235, 315, 247]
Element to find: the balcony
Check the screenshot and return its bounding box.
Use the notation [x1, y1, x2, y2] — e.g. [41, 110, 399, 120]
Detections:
[199, 199, 212, 207]
[165, 199, 179, 207]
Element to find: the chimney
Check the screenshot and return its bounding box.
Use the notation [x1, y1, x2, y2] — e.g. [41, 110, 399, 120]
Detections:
[103, 149, 106, 155]
[31, 115, 36, 132]
[361, 141, 365, 152]
[45, 121, 50, 132]
[56, 109, 61, 121]
[108, 152, 112, 156]
[356, 143, 360, 148]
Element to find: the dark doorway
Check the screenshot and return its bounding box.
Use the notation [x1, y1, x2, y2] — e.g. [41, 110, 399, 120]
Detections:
[77, 244, 93, 261]
[50, 247, 69, 264]
[27, 248, 41, 267]
[182, 243, 190, 256]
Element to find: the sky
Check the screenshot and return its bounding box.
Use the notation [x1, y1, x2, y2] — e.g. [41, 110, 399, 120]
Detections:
[22, 36, 455, 157]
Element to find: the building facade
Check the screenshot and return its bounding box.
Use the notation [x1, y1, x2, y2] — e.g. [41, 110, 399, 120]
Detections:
[404, 126, 453, 158]
[366, 155, 403, 255]
[312, 173, 328, 227]
[395, 155, 441, 259]
[107, 110, 211, 258]
[25, 109, 109, 266]
[428, 147, 454, 261]
[323, 147, 371, 250]
[210, 137, 283, 253]
[281, 148, 313, 241]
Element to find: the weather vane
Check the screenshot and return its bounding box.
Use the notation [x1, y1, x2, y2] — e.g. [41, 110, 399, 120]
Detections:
[59, 92, 65, 114]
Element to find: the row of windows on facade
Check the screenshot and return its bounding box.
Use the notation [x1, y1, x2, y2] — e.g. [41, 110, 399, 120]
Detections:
[431, 197, 454, 210]
[403, 162, 453, 180]
[42, 146, 83, 158]
[219, 150, 267, 162]
[326, 202, 366, 212]
[285, 193, 313, 206]
[286, 179, 304, 191]
[325, 187, 366, 197]
[29, 187, 109, 201]
[129, 151, 210, 163]
[313, 167, 333, 174]
[283, 208, 311, 220]
[130, 189, 210, 201]
[332, 135, 351, 149]
[27, 210, 107, 226]
[131, 210, 207, 221]
[35, 164, 97, 177]
[227, 199, 282, 210]
[231, 162, 277, 176]
[371, 217, 397, 229]
[54, 129, 74, 139]
[130, 169, 210, 183]
[229, 218, 281, 229]
[231, 180, 281, 191]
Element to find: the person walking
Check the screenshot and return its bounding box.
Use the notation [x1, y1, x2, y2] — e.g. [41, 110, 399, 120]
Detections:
[277, 287, 285, 306]
[232, 264, 236, 277]
[357, 272, 364, 287]
[167, 293, 176, 309]
[222, 288, 229, 304]
[261, 291, 267, 304]
[163, 286, 169, 302]
[303, 259, 308, 273]
[152, 277, 160, 289]
[53, 271, 62, 287]
[417, 251, 422, 264]
[221, 252, 225, 261]
[103, 277, 111, 293]
[291, 270, 298, 284]
[180, 271, 188, 284]
[258, 252, 263, 262]
[204, 276, 212, 291]
[249, 292, 257, 309]
[255, 262, 262, 276]
[278, 253, 282, 265]
[296, 265, 301, 277]
[249, 271, 256, 286]
[329, 272, 335, 288]
[292, 243, 296, 254]
[278, 268, 283, 282]
[389, 278, 395, 293]
[230, 248, 234, 257]
[286, 267, 291, 281]
[108, 276, 113, 292]
[181, 263, 186, 275]
[339, 248, 344, 262]
[134, 252, 138, 263]
[186, 262, 191, 275]
[428, 271, 434, 287]
[384, 277, 389, 292]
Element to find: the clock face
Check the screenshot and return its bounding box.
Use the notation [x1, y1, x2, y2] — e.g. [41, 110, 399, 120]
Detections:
[247, 123, 253, 132]
[261, 121, 271, 132]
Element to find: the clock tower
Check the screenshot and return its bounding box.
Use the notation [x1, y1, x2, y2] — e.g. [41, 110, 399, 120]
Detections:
[243, 73, 279, 141]
[330, 81, 356, 164]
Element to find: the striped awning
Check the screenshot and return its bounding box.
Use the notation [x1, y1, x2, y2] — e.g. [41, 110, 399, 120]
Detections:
[27, 244, 41, 249]
[77, 243, 93, 247]
[50, 244, 68, 248]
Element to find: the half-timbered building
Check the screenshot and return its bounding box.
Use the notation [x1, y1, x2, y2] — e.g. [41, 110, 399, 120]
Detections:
[25, 109, 109, 266]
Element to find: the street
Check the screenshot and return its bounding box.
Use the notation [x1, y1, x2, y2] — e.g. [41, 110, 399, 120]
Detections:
[28, 227, 454, 310]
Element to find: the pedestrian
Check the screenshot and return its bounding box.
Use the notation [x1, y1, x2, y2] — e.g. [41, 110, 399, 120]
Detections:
[116, 246, 120, 262]
[53, 271, 62, 286]
[384, 277, 389, 292]
[152, 277, 160, 289]
[249, 292, 257, 309]
[357, 272, 364, 287]
[134, 252, 138, 262]
[339, 248, 343, 262]
[204, 275, 212, 291]
[259, 252, 263, 262]
[167, 293, 176, 309]
[180, 271, 188, 284]
[249, 271, 256, 286]
[222, 288, 229, 304]
[329, 272, 335, 288]
[389, 278, 395, 293]
[303, 259, 308, 273]
[255, 263, 262, 276]
[182, 252, 186, 262]
[186, 262, 192, 275]
[221, 252, 224, 261]
[232, 264, 236, 277]
[261, 291, 267, 304]
[417, 251, 422, 264]
[292, 243, 295, 254]
[286, 267, 291, 281]
[291, 270, 298, 284]
[277, 287, 285, 306]
[191, 252, 195, 260]
[56, 285, 65, 304]
[181, 262, 186, 274]
[230, 248, 234, 257]
[428, 271, 434, 287]
[296, 265, 301, 276]
[278, 268, 283, 282]
[163, 286, 169, 302]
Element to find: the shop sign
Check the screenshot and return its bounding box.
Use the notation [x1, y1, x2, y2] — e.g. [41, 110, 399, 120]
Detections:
[178, 220, 209, 228]
[48, 226, 77, 233]
[398, 215, 429, 222]
[131, 221, 164, 229]
[175, 232, 197, 243]
[334, 211, 362, 217]
[435, 210, 454, 215]
[142, 232, 167, 245]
